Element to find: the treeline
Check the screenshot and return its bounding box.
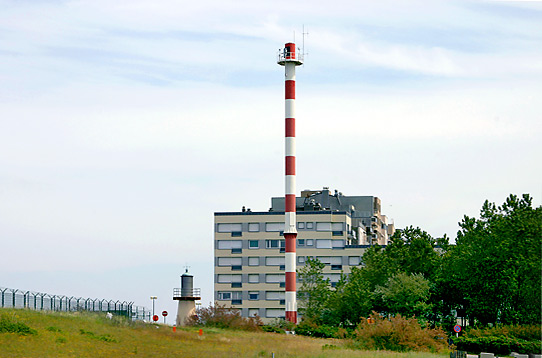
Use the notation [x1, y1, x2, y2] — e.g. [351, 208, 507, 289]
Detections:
[298, 194, 542, 329]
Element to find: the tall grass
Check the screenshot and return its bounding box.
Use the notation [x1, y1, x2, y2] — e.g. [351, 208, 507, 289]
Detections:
[0, 308, 448, 358]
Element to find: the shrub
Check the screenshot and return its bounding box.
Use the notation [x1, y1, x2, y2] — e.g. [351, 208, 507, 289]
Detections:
[295, 319, 351, 339]
[0, 314, 37, 335]
[352, 311, 447, 352]
[454, 325, 542, 355]
[186, 303, 262, 331]
[262, 318, 295, 334]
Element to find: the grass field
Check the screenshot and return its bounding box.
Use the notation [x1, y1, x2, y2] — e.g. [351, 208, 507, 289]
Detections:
[0, 308, 449, 358]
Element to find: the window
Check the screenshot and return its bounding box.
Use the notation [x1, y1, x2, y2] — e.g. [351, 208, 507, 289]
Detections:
[248, 308, 259, 317]
[248, 223, 260, 232]
[217, 257, 242, 266]
[217, 223, 242, 233]
[266, 308, 284, 318]
[266, 222, 284, 232]
[316, 256, 330, 264]
[316, 239, 332, 249]
[266, 291, 285, 300]
[349, 256, 361, 266]
[265, 274, 284, 283]
[231, 292, 242, 299]
[217, 274, 242, 283]
[218, 292, 231, 300]
[217, 240, 242, 249]
[248, 257, 259, 266]
[306, 239, 313, 246]
[323, 273, 341, 283]
[266, 256, 285, 266]
[265, 240, 284, 249]
[298, 256, 305, 264]
[316, 222, 332, 231]
[306, 222, 314, 229]
[315, 256, 341, 265]
[248, 274, 260, 283]
[249, 291, 259, 300]
[332, 223, 343, 231]
[297, 222, 305, 229]
[249, 240, 259, 249]
[332, 240, 345, 249]
[298, 239, 305, 247]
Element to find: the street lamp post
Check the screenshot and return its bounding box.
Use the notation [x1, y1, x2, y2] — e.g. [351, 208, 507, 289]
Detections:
[150, 296, 157, 318]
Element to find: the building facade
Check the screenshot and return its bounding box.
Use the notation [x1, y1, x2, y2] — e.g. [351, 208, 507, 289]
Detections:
[214, 188, 394, 322]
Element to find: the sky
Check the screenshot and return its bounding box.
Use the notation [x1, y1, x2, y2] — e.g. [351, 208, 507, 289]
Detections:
[1, 0, 541, 320]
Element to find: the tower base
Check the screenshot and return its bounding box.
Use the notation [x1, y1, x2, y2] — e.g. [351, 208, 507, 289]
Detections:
[176, 300, 196, 326]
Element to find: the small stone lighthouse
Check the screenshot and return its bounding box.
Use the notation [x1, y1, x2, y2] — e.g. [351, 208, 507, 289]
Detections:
[173, 269, 201, 326]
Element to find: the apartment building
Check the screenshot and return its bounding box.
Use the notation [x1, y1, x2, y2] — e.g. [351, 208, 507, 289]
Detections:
[214, 188, 394, 322]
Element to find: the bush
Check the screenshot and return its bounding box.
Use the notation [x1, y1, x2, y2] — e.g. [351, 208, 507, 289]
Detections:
[351, 311, 447, 352]
[454, 325, 542, 355]
[262, 318, 295, 334]
[186, 303, 262, 331]
[295, 319, 351, 339]
[0, 313, 37, 335]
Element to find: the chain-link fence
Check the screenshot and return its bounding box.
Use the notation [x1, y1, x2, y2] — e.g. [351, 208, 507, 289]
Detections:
[0, 287, 152, 321]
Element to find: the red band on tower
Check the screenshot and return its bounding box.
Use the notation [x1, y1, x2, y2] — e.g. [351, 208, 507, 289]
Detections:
[285, 272, 296, 291]
[285, 156, 296, 175]
[285, 81, 295, 99]
[285, 194, 296, 212]
[285, 118, 295, 137]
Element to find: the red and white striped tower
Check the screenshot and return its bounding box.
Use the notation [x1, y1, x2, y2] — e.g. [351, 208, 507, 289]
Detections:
[277, 42, 303, 324]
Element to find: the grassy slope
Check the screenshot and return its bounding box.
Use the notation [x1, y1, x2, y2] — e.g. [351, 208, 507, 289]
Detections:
[0, 309, 447, 358]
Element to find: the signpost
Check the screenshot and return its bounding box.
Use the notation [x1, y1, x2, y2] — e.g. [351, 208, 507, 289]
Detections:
[162, 311, 168, 324]
[454, 325, 461, 338]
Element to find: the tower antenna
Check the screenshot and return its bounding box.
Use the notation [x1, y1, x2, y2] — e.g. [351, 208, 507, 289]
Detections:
[302, 25, 309, 65]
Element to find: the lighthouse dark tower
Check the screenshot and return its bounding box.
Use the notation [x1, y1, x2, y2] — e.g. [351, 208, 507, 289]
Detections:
[173, 269, 201, 326]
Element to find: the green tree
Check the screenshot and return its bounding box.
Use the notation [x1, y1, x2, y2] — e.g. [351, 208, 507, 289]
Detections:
[373, 272, 433, 318]
[443, 194, 542, 325]
[323, 267, 372, 326]
[385, 226, 446, 281]
[297, 257, 331, 323]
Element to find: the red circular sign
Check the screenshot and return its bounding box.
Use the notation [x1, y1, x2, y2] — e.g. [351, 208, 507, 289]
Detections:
[162, 311, 168, 317]
[454, 325, 461, 333]
[152, 315, 159, 322]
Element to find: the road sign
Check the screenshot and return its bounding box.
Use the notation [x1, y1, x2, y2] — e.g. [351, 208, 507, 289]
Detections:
[453, 325, 461, 333]
[162, 311, 168, 317]
[153, 315, 159, 322]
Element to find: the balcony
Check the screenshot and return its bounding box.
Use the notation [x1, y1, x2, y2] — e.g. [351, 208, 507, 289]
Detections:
[173, 288, 201, 301]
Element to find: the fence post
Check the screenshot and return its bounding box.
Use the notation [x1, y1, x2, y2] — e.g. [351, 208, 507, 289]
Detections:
[11, 289, 18, 308]
[1, 288, 8, 308]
